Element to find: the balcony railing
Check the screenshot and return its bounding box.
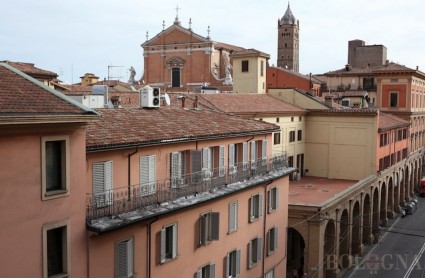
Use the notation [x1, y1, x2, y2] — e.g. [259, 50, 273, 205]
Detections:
[86, 153, 287, 221]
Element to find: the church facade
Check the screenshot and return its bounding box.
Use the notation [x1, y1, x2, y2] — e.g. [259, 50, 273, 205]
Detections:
[141, 16, 243, 92]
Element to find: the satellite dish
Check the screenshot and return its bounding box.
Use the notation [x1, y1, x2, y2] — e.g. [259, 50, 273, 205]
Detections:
[161, 93, 171, 106]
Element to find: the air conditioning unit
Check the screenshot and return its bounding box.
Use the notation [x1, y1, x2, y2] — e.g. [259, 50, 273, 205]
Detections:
[141, 85, 160, 108]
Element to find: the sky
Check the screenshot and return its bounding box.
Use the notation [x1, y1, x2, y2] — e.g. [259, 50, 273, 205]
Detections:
[1, 0, 424, 84]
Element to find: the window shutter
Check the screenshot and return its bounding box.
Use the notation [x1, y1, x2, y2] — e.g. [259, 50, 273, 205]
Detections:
[116, 240, 127, 277]
[171, 152, 182, 188]
[140, 156, 150, 196]
[229, 202, 237, 232]
[149, 155, 156, 194]
[219, 146, 225, 177]
[275, 187, 279, 210]
[225, 253, 230, 277]
[196, 269, 202, 278]
[229, 144, 235, 173]
[209, 263, 215, 277]
[248, 241, 253, 268]
[250, 141, 256, 169]
[172, 224, 178, 258]
[243, 142, 248, 171]
[262, 140, 267, 166]
[268, 189, 272, 212]
[160, 229, 166, 263]
[274, 227, 278, 251]
[93, 162, 105, 196]
[249, 196, 253, 222]
[257, 237, 263, 262]
[200, 214, 207, 246]
[211, 212, 220, 241]
[192, 150, 202, 183]
[127, 238, 134, 276]
[202, 148, 209, 169]
[235, 249, 241, 276]
[259, 194, 263, 218]
[104, 161, 113, 205]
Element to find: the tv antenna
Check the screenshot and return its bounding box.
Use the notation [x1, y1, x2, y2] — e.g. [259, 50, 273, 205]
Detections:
[107, 65, 124, 81]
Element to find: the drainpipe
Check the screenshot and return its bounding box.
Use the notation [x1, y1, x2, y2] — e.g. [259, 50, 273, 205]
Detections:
[262, 181, 273, 277]
[147, 217, 159, 278]
[128, 147, 139, 198]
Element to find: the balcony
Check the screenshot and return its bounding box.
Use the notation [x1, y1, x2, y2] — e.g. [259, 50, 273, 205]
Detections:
[86, 153, 290, 232]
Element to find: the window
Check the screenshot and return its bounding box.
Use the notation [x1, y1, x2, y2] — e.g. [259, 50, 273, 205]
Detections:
[196, 263, 215, 278]
[171, 151, 185, 187]
[160, 223, 178, 263]
[276, 117, 279, 123]
[242, 60, 249, 72]
[268, 187, 279, 213]
[291, 117, 294, 122]
[273, 132, 281, 145]
[115, 238, 134, 278]
[297, 130, 302, 141]
[242, 142, 248, 171]
[248, 237, 262, 268]
[41, 136, 70, 200]
[228, 144, 237, 174]
[140, 155, 156, 196]
[228, 201, 238, 233]
[289, 131, 296, 143]
[341, 99, 350, 107]
[219, 145, 225, 177]
[93, 161, 113, 207]
[249, 194, 263, 222]
[267, 227, 279, 255]
[260, 60, 264, 77]
[200, 212, 220, 246]
[390, 92, 398, 107]
[202, 147, 213, 179]
[225, 249, 241, 278]
[43, 220, 70, 278]
[288, 156, 294, 167]
[265, 268, 275, 278]
[250, 141, 257, 169]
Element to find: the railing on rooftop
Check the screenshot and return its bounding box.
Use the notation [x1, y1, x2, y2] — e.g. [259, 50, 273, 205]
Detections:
[86, 153, 287, 221]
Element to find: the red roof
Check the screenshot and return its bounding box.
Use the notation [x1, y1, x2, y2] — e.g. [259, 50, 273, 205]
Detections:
[196, 93, 306, 115]
[1, 60, 58, 78]
[86, 106, 280, 150]
[379, 112, 410, 131]
[0, 63, 95, 116]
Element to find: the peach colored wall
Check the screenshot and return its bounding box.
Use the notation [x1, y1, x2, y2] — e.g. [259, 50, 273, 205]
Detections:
[381, 84, 407, 108]
[0, 124, 88, 277]
[87, 175, 289, 278]
[267, 67, 319, 95]
[86, 135, 272, 192]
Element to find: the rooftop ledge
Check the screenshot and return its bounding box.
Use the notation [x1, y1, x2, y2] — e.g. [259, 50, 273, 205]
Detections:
[86, 157, 294, 234]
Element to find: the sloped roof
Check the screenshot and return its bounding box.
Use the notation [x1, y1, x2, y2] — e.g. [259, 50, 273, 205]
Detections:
[86, 106, 280, 151]
[378, 112, 410, 131]
[196, 93, 306, 115]
[0, 62, 97, 118]
[231, 48, 270, 58]
[281, 4, 296, 25]
[142, 23, 209, 47]
[1, 60, 58, 78]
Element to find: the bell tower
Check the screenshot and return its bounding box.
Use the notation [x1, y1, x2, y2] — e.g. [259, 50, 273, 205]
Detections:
[277, 3, 299, 72]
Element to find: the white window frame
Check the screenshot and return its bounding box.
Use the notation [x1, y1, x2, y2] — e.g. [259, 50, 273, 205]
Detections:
[225, 249, 241, 278]
[228, 144, 236, 174]
[196, 263, 215, 278]
[268, 187, 279, 213]
[248, 237, 262, 268]
[219, 146, 225, 177]
[200, 212, 220, 246]
[202, 147, 213, 179]
[249, 194, 263, 222]
[115, 237, 134, 278]
[261, 140, 267, 166]
[42, 219, 70, 278]
[140, 155, 156, 196]
[92, 161, 113, 207]
[265, 268, 275, 278]
[171, 152, 183, 187]
[250, 141, 257, 169]
[242, 142, 248, 171]
[160, 223, 178, 263]
[267, 227, 279, 256]
[41, 136, 70, 200]
[228, 201, 238, 233]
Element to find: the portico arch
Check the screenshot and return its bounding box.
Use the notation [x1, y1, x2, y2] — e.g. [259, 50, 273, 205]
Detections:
[323, 219, 336, 278]
[362, 194, 371, 245]
[351, 201, 361, 256]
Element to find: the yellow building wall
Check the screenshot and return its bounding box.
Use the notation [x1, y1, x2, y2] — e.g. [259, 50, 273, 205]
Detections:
[232, 56, 267, 94]
[305, 115, 377, 180]
[269, 89, 327, 109]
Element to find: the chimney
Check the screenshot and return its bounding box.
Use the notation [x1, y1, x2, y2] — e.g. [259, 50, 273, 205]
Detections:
[324, 95, 333, 107]
[193, 95, 198, 109]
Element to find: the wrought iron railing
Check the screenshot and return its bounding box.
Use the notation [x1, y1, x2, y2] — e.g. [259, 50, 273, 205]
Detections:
[86, 153, 287, 221]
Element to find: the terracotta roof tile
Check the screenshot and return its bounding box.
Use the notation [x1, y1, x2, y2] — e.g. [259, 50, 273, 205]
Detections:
[86, 106, 279, 150]
[231, 48, 270, 58]
[1, 60, 58, 78]
[0, 63, 95, 116]
[196, 93, 306, 115]
[379, 112, 410, 131]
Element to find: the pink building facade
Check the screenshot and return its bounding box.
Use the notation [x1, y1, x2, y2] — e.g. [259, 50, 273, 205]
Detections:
[0, 62, 98, 277]
[85, 104, 292, 278]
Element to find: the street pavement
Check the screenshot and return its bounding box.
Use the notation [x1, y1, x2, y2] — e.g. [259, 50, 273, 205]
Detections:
[345, 196, 425, 278]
